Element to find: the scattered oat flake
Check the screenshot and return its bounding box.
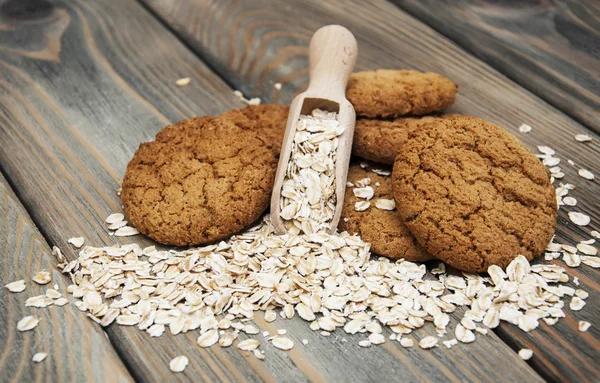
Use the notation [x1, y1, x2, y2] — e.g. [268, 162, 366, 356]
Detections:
[563, 197, 577, 206]
[32, 353, 47, 363]
[591, 231, 600, 239]
[369, 333, 385, 345]
[175, 78, 191, 87]
[374, 199, 395, 210]
[116, 314, 140, 326]
[354, 186, 374, 200]
[570, 297, 586, 311]
[578, 169, 594, 180]
[68, 237, 85, 248]
[105, 213, 124, 224]
[543, 157, 560, 167]
[26, 295, 54, 308]
[54, 297, 69, 306]
[302, 339, 308, 345]
[46, 289, 61, 299]
[443, 339, 458, 349]
[568, 212, 590, 226]
[271, 336, 294, 350]
[198, 330, 219, 347]
[578, 321, 591, 332]
[108, 221, 128, 230]
[17, 316, 40, 331]
[237, 339, 260, 351]
[114, 226, 139, 237]
[399, 338, 414, 348]
[170, 355, 189, 372]
[455, 324, 475, 343]
[274, 83, 282, 90]
[277, 329, 287, 335]
[581, 256, 600, 268]
[518, 124, 532, 133]
[518, 349, 533, 360]
[5, 280, 26, 293]
[419, 336, 438, 349]
[574, 134, 592, 142]
[577, 244, 597, 256]
[264, 310, 277, 323]
[358, 340, 371, 348]
[32, 271, 52, 285]
[354, 201, 370, 212]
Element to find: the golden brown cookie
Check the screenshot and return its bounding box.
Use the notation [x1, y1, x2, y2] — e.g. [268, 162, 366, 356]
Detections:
[339, 163, 433, 262]
[353, 114, 459, 165]
[346, 70, 457, 119]
[392, 116, 557, 273]
[121, 116, 278, 246]
[220, 104, 289, 151]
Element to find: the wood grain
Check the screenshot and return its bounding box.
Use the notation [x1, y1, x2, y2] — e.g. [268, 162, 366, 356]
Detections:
[0, 0, 545, 381]
[0, 0, 540, 382]
[391, 0, 600, 133]
[0, 173, 133, 382]
[140, 1, 600, 381]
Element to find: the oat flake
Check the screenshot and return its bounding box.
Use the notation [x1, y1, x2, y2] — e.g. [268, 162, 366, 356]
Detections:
[518, 124, 532, 133]
[5, 280, 26, 293]
[68, 237, 85, 248]
[518, 349, 533, 360]
[574, 134, 592, 142]
[114, 226, 139, 237]
[271, 336, 294, 350]
[568, 212, 590, 226]
[17, 316, 40, 331]
[237, 339, 260, 351]
[32, 352, 47, 363]
[419, 336, 438, 349]
[175, 78, 191, 87]
[170, 355, 189, 372]
[578, 321, 591, 332]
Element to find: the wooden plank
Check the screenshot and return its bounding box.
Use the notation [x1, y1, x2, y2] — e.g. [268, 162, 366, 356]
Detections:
[139, 1, 600, 382]
[390, 0, 600, 133]
[0, 0, 546, 382]
[0, 0, 544, 381]
[0, 173, 133, 382]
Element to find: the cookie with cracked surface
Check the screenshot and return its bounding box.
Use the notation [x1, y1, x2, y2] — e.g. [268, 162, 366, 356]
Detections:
[353, 114, 459, 165]
[220, 104, 289, 151]
[121, 116, 278, 246]
[392, 116, 557, 272]
[346, 70, 458, 119]
[339, 163, 433, 262]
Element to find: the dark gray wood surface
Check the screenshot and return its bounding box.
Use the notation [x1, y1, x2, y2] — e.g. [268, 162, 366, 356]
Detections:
[392, 0, 600, 133]
[140, 1, 600, 381]
[0, 173, 133, 382]
[0, 0, 547, 381]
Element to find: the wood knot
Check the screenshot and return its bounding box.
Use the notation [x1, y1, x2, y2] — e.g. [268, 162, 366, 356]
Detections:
[0, 0, 53, 21]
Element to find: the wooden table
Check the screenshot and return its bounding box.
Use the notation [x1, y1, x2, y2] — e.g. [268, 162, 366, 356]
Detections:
[1, 0, 598, 382]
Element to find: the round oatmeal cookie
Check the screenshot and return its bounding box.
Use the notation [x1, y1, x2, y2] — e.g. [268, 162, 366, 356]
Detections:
[353, 114, 459, 165]
[392, 116, 557, 272]
[220, 104, 289, 151]
[346, 70, 458, 119]
[339, 163, 433, 262]
[121, 116, 279, 246]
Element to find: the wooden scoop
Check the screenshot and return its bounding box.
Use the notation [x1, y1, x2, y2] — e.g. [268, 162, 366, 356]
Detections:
[270, 25, 358, 235]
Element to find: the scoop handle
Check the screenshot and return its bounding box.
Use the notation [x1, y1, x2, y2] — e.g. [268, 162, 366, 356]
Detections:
[307, 25, 358, 98]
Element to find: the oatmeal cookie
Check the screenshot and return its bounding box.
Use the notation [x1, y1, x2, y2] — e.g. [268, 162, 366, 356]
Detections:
[392, 116, 557, 272]
[346, 70, 457, 118]
[339, 163, 433, 262]
[121, 116, 278, 246]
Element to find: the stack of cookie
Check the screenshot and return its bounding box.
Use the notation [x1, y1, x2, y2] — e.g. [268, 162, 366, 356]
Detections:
[340, 70, 556, 272]
[121, 69, 557, 273]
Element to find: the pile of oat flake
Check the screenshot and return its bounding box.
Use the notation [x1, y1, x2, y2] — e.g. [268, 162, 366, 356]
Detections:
[6, 118, 597, 372]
